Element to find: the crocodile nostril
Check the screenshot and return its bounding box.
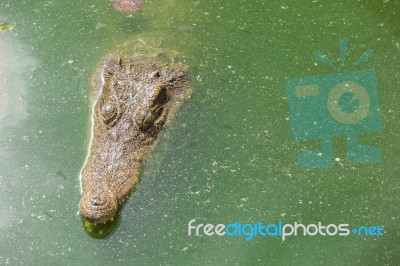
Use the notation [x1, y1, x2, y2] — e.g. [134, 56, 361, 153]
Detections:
[90, 194, 105, 206]
[79, 190, 118, 224]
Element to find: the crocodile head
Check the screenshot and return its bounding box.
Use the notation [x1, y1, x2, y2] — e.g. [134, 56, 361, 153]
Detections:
[79, 55, 190, 224]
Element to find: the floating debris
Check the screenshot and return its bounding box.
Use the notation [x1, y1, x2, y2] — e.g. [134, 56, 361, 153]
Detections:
[0, 23, 15, 32]
[111, 0, 142, 12]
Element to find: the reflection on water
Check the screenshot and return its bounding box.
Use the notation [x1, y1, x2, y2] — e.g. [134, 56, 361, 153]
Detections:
[0, 34, 37, 230]
[0, 34, 37, 130]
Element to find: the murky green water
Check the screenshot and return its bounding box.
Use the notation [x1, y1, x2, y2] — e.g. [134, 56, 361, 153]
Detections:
[0, 0, 399, 265]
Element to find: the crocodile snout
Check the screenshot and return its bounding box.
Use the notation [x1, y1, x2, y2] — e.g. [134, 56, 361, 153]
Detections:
[79, 189, 118, 224]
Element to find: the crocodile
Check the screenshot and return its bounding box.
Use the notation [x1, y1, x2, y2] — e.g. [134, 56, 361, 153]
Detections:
[79, 54, 190, 224]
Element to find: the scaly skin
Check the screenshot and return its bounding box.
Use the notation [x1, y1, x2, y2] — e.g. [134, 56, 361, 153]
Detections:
[79, 55, 190, 223]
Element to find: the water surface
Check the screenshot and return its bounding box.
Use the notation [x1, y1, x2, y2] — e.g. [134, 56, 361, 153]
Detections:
[0, 0, 399, 264]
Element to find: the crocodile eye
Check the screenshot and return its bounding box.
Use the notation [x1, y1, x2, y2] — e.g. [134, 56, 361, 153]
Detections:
[142, 106, 164, 129]
[100, 101, 120, 126]
[150, 85, 168, 107]
[139, 86, 169, 131]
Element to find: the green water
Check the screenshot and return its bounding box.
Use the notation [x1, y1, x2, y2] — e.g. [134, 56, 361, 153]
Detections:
[0, 0, 399, 265]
